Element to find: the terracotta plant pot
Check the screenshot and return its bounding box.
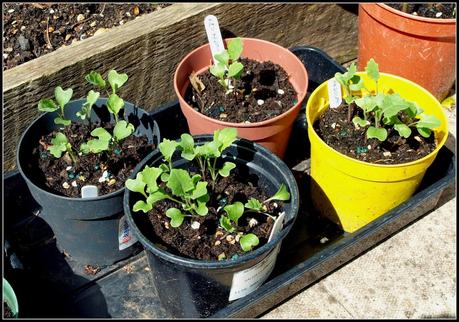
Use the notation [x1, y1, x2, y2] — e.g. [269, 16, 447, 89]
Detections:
[173, 38, 308, 158]
[358, 3, 456, 101]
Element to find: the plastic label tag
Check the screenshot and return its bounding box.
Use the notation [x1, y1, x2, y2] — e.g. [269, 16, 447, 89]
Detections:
[268, 212, 285, 243]
[204, 15, 225, 63]
[328, 78, 342, 109]
[228, 244, 281, 301]
[118, 215, 138, 250]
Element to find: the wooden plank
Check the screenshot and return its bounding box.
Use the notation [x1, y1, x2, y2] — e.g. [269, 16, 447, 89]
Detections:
[3, 3, 357, 171]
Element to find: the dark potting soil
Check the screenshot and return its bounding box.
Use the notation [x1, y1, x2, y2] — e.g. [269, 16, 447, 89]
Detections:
[2, 3, 171, 70]
[185, 58, 297, 123]
[4, 302, 13, 318]
[313, 103, 437, 164]
[34, 120, 155, 197]
[387, 3, 456, 18]
[136, 169, 283, 261]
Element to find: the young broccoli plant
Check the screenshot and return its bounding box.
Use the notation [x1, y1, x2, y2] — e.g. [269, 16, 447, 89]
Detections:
[38, 86, 73, 126]
[76, 90, 100, 126]
[47, 132, 78, 164]
[335, 58, 441, 142]
[244, 183, 291, 219]
[209, 37, 244, 93]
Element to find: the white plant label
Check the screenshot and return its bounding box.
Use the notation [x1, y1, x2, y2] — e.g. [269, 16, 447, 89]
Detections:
[204, 15, 225, 63]
[268, 212, 285, 243]
[118, 215, 138, 250]
[81, 185, 99, 198]
[228, 244, 281, 301]
[328, 78, 342, 109]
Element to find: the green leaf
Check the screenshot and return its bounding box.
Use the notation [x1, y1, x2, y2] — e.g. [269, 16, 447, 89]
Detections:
[54, 86, 73, 109]
[179, 133, 196, 161]
[108, 69, 128, 93]
[191, 181, 208, 200]
[355, 96, 377, 112]
[147, 189, 169, 205]
[47, 132, 69, 158]
[365, 58, 380, 82]
[227, 62, 243, 79]
[224, 201, 244, 226]
[107, 93, 125, 116]
[125, 172, 147, 198]
[200, 140, 221, 158]
[141, 165, 163, 193]
[167, 168, 195, 197]
[166, 208, 185, 228]
[417, 127, 432, 138]
[344, 95, 356, 104]
[349, 76, 364, 91]
[227, 37, 243, 61]
[218, 161, 236, 177]
[416, 114, 441, 130]
[245, 197, 264, 212]
[266, 183, 290, 202]
[394, 123, 412, 138]
[366, 126, 388, 141]
[54, 117, 71, 126]
[352, 116, 370, 128]
[159, 139, 179, 163]
[214, 127, 238, 153]
[38, 98, 58, 112]
[85, 71, 106, 89]
[209, 63, 226, 79]
[240, 233, 259, 252]
[214, 51, 229, 66]
[91, 127, 112, 141]
[83, 126, 112, 153]
[194, 200, 208, 216]
[133, 200, 152, 213]
[113, 120, 134, 141]
[219, 216, 235, 233]
[86, 90, 100, 106]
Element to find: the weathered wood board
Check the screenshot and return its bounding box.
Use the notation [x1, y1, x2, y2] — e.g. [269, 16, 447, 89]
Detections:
[3, 3, 358, 171]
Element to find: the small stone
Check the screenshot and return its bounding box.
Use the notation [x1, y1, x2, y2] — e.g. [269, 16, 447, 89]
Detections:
[331, 123, 336, 129]
[107, 178, 116, 186]
[320, 237, 329, 244]
[11, 20, 17, 25]
[164, 221, 170, 229]
[257, 99, 264, 106]
[71, 181, 78, 187]
[3, 53, 8, 59]
[248, 218, 259, 228]
[79, 176, 86, 182]
[231, 254, 239, 260]
[191, 221, 200, 230]
[133, 6, 140, 16]
[244, 120, 251, 124]
[66, 166, 72, 171]
[235, 234, 241, 242]
[68, 173, 75, 180]
[4, 47, 13, 52]
[48, 26, 54, 33]
[125, 12, 131, 17]
[65, 34, 72, 41]
[226, 235, 234, 243]
[76, 14, 85, 22]
[80, 34, 87, 41]
[8, 9, 15, 13]
[218, 253, 226, 261]
[18, 35, 30, 51]
[99, 13, 104, 18]
[62, 182, 70, 189]
[119, 20, 124, 25]
[414, 136, 423, 143]
[435, 12, 442, 18]
[49, 9, 55, 14]
[273, 202, 278, 208]
[215, 231, 224, 238]
[412, 11, 418, 16]
[277, 89, 285, 95]
[214, 240, 221, 246]
[383, 151, 392, 157]
[219, 113, 227, 119]
[20, 26, 26, 31]
[90, 21, 97, 27]
[367, 145, 372, 150]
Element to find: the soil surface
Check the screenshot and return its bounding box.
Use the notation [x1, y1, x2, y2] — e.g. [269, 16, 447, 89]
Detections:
[185, 57, 297, 123]
[3, 3, 171, 70]
[313, 102, 437, 164]
[34, 118, 155, 197]
[387, 3, 456, 18]
[4, 302, 13, 318]
[135, 167, 285, 260]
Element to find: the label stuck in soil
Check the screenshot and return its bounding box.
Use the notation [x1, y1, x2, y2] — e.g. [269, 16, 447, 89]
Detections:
[118, 215, 138, 250]
[228, 244, 281, 301]
[328, 78, 342, 109]
[204, 15, 225, 63]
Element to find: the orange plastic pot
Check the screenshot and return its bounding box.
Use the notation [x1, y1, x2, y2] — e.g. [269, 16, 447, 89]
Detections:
[358, 3, 456, 101]
[173, 38, 308, 158]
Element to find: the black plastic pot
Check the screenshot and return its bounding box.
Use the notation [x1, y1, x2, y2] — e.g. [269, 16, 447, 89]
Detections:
[16, 98, 160, 265]
[124, 135, 300, 317]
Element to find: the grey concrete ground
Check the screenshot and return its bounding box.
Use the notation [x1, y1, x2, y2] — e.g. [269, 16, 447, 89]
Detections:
[261, 105, 457, 319]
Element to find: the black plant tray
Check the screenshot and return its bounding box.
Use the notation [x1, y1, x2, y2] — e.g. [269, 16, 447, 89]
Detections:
[3, 47, 456, 318]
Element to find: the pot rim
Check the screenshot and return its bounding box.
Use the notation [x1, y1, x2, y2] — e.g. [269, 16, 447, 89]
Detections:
[306, 71, 449, 168]
[173, 37, 309, 128]
[375, 3, 457, 24]
[124, 135, 300, 269]
[16, 98, 157, 202]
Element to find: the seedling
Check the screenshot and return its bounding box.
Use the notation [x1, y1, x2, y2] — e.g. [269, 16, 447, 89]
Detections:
[209, 37, 244, 92]
[126, 128, 291, 255]
[335, 58, 441, 142]
[47, 132, 78, 163]
[38, 86, 73, 126]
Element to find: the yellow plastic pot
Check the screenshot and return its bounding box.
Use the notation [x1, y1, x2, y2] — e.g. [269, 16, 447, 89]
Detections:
[306, 72, 448, 233]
